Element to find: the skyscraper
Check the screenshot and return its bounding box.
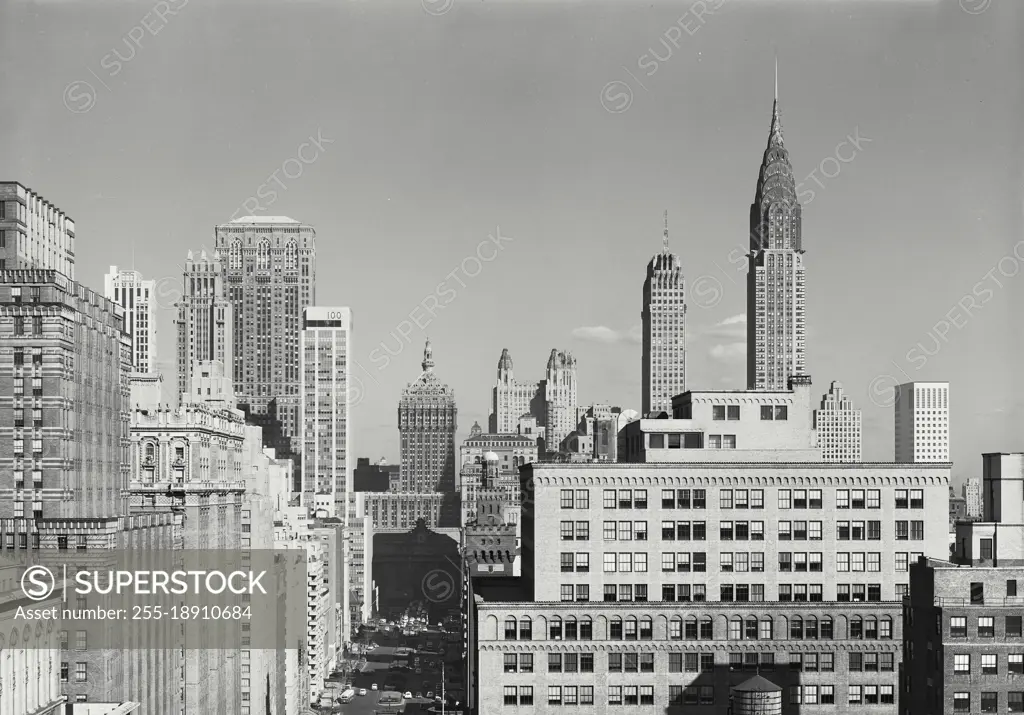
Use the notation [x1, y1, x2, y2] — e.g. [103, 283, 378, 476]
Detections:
[300, 306, 352, 515]
[894, 381, 950, 463]
[642, 211, 686, 415]
[175, 249, 233, 402]
[490, 347, 577, 453]
[0, 181, 75, 278]
[747, 79, 807, 390]
[814, 381, 862, 462]
[105, 265, 157, 373]
[398, 340, 457, 494]
[214, 216, 316, 457]
[962, 477, 981, 519]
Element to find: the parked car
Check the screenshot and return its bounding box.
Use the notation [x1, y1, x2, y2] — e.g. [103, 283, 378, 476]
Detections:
[404, 692, 413, 699]
[371, 683, 378, 691]
[358, 689, 367, 696]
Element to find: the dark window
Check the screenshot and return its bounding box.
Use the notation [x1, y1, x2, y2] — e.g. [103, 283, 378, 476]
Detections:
[971, 582, 985, 604]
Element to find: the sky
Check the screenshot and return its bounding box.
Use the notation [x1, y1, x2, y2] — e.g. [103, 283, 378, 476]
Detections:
[1, 0, 1021, 484]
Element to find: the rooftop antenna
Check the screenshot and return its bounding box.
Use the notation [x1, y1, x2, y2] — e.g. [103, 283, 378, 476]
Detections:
[663, 210, 669, 252]
[774, 55, 778, 102]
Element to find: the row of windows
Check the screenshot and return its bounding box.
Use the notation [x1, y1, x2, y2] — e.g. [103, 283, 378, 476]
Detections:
[562, 488, 926, 511]
[950, 615, 1023, 638]
[502, 683, 869, 707]
[953, 653, 1024, 674]
[953, 691, 1024, 713]
[553, 581, 899, 603]
[502, 614, 891, 641]
[561, 519, 924, 542]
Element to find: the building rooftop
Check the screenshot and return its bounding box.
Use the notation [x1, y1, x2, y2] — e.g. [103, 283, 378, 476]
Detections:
[229, 216, 300, 224]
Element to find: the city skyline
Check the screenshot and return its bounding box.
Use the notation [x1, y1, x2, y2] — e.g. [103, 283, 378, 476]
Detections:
[2, 0, 1021, 477]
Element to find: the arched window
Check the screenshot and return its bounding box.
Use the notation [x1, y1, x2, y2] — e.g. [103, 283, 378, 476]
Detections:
[880, 617, 893, 640]
[229, 239, 242, 269]
[759, 617, 773, 640]
[144, 442, 155, 463]
[609, 617, 623, 641]
[850, 616, 863, 639]
[639, 617, 653, 640]
[504, 617, 517, 640]
[624, 616, 638, 641]
[805, 616, 819, 640]
[745, 617, 758, 640]
[669, 617, 683, 641]
[550, 617, 562, 640]
[257, 240, 270, 270]
[684, 616, 698, 641]
[579, 617, 593, 640]
[790, 616, 803, 640]
[821, 616, 834, 640]
[285, 240, 298, 269]
[699, 616, 713, 640]
[519, 617, 532, 641]
[865, 616, 878, 640]
[728, 617, 742, 640]
[564, 617, 577, 640]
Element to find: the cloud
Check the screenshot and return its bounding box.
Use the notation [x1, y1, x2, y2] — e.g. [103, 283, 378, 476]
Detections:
[710, 342, 746, 361]
[702, 313, 747, 340]
[571, 325, 641, 345]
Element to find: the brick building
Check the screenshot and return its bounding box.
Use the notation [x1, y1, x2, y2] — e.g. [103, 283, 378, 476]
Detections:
[904, 453, 1024, 715]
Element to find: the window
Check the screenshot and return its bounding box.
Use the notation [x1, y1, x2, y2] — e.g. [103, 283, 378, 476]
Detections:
[761, 405, 774, 420]
[837, 490, 850, 509]
[519, 618, 532, 640]
[982, 653, 997, 674]
[950, 616, 967, 637]
[911, 520, 924, 540]
[75, 663, 87, 682]
[895, 521, 908, 540]
[981, 538, 994, 560]
[721, 490, 733, 509]
[953, 692, 970, 713]
[981, 692, 998, 713]
[561, 490, 574, 508]
[1011, 692, 1024, 714]
[979, 617, 995, 637]
[1007, 616, 1023, 637]
[727, 405, 740, 420]
[604, 490, 616, 508]
[910, 489, 924, 508]
[1010, 654, 1024, 674]
[1009, 580, 1018, 597]
[972, 582, 985, 604]
[713, 405, 725, 420]
[576, 522, 589, 540]
[954, 654, 970, 673]
[560, 521, 574, 540]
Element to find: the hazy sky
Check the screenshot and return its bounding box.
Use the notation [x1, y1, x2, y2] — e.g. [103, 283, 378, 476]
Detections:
[2, 0, 1021, 481]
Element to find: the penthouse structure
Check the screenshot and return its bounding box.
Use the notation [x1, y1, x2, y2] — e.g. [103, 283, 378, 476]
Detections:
[0, 181, 75, 278]
[468, 377, 952, 714]
[904, 453, 1024, 715]
[398, 340, 457, 495]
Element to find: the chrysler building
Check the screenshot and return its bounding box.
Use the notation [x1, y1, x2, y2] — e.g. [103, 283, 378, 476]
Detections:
[747, 75, 806, 390]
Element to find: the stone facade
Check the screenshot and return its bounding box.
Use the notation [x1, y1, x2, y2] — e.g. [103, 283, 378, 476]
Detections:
[814, 381, 862, 463]
[175, 249, 232, 402]
[490, 348, 577, 454]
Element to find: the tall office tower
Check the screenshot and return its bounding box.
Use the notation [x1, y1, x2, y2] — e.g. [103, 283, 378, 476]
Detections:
[814, 380, 862, 462]
[105, 265, 157, 373]
[543, 348, 578, 452]
[642, 211, 687, 415]
[175, 249, 233, 401]
[398, 340, 457, 494]
[300, 307, 352, 515]
[894, 381, 950, 463]
[962, 477, 982, 519]
[214, 216, 316, 457]
[747, 83, 807, 390]
[0, 181, 76, 278]
[490, 347, 577, 454]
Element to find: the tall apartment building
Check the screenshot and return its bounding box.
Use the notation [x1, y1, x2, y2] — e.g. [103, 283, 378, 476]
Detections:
[904, 453, 1024, 715]
[469, 377, 951, 714]
[490, 347, 577, 453]
[300, 307, 351, 514]
[747, 93, 807, 390]
[0, 181, 75, 278]
[345, 492, 375, 632]
[963, 477, 982, 519]
[398, 340, 457, 494]
[642, 211, 686, 415]
[0, 185, 182, 713]
[175, 248, 233, 401]
[214, 216, 315, 458]
[894, 381, 949, 463]
[105, 266, 156, 373]
[814, 380, 862, 462]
